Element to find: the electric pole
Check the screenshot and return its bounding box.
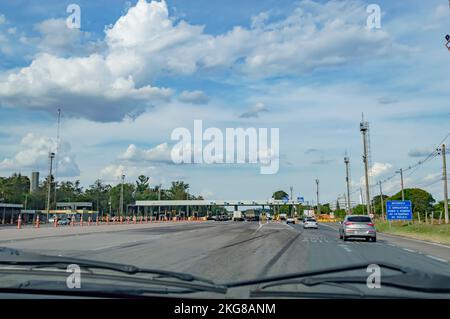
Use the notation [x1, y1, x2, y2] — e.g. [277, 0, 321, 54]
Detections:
[360, 119, 371, 215]
[158, 183, 162, 216]
[438, 144, 449, 224]
[315, 178, 320, 215]
[46, 152, 55, 222]
[119, 174, 125, 217]
[396, 168, 405, 201]
[53, 108, 61, 210]
[359, 187, 365, 214]
[379, 181, 385, 220]
[344, 156, 351, 213]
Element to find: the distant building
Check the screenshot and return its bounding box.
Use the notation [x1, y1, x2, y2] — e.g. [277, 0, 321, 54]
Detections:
[30, 171, 39, 193]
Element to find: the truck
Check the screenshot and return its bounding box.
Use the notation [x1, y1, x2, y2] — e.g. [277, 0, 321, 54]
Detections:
[279, 213, 287, 221]
[232, 211, 244, 221]
[245, 210, 259, 221]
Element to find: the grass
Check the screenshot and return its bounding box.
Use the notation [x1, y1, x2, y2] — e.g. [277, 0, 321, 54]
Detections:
[375, 221, 450, 246]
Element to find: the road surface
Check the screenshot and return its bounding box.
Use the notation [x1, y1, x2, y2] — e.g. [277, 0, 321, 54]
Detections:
[1, 221, 449, 297]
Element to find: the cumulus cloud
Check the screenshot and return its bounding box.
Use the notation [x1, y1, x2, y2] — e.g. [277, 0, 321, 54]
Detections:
[0, 133, 80, 177]
[178, 90, 209, 105]
[239, 102, 268, 118]
[0, 0, 403, 122]
[33, 18, 103, 56]
[369, 162, 393, 178]
[99, 164, 157, 182]
[119, 143, 172, 163]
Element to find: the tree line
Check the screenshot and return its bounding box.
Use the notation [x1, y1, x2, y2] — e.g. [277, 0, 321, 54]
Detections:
[0, 173, 203, 214]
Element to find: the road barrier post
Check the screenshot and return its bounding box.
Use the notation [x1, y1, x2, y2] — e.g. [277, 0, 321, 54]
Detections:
[80, 218, 83, 227]
[17, 214, 22, 229]
[35, 215, 40, 229]
[96, 216, 99, 226]
[54, 217, 58, 228]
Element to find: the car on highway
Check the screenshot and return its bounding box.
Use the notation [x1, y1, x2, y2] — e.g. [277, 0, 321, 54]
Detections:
[339, 215, 376, 242]
[303, 218, 318, 229]
[286, 217, 295, 224]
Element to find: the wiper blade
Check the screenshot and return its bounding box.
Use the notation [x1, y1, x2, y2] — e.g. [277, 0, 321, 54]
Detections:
[225, 261, 407, 287]
[226, 261, 450, 294]
[0, 247, 223, 292]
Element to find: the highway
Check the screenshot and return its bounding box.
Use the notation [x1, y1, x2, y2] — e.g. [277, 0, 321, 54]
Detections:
[1, 220, 449, 297]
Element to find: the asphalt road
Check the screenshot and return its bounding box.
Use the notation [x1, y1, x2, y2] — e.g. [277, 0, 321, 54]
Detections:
[1, 221, 449, 298]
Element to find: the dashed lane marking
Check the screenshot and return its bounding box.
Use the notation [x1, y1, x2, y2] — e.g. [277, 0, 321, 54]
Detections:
[426, 255, 448, 263]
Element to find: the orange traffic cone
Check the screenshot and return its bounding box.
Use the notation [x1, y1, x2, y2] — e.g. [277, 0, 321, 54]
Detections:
[35, 215, 40, 229]
[17, 215, 22, 229]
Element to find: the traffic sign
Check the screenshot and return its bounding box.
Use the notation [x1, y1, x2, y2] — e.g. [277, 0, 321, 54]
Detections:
[297, 197, 304, 203]
[386, 200, 412, 220]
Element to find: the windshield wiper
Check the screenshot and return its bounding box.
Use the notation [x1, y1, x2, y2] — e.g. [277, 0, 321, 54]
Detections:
[0, 247, 226, 295]
[225, 261, 450, 297]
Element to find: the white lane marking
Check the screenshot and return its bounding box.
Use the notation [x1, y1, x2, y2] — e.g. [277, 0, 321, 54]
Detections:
[379, 233, 450, 249]
[338, 244, 352, 253]
[402, 248, 416, 253]
[426, 255, 448, 263]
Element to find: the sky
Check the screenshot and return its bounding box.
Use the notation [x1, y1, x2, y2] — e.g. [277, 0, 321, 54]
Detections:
[0, 0, 449, 205]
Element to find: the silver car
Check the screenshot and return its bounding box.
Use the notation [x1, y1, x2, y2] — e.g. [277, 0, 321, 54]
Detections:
[303, 218, 318, 229]
[339, 215, 376, 242]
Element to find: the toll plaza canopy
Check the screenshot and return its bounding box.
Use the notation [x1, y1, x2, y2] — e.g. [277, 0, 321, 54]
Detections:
[135, 199, 303, 207]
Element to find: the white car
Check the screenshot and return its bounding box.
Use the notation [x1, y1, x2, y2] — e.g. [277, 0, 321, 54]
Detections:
[286, 217, 295, 224]
[303, 218, 318, 229]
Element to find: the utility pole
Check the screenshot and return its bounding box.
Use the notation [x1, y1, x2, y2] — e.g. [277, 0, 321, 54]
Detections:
[438, 144, 449, 224]
[360, 119, 371, 215]
[397, 168, 405, 201]
[119, 174, 125, 217]
[46, 152, 55, 222]
[315, 178, 320, 215]
[359, 187, 365, 214]
[158, 183, 162, 216]
[53, 108, 61, 210]
[379, 181, 385, 220]
[344, 156, 351, 213]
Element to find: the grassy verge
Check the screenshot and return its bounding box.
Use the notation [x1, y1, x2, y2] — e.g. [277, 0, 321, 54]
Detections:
[375, 221, 450, 246]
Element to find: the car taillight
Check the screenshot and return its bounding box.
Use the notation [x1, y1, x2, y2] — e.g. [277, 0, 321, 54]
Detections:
[344, 222, 353, 226]
[367, 223, 374, 227]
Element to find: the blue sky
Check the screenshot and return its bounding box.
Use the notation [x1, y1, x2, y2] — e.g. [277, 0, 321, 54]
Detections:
[0, 0, 449, 205]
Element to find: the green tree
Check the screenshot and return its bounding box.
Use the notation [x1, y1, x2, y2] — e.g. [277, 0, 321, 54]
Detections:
[272, 190, 288, 200]
[389, 188, 435, 220]
[169, 181, 189, 200]
[136, 175, 150, 193]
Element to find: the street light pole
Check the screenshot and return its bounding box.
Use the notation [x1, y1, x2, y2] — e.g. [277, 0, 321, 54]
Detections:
[360, 120, 371, 215]
[315, 178, 320, 215]
[46, 152, 55, 222]
[344, 156, 351, 213]
[438, 144, 449, 224]
[119, 174, 125, 217]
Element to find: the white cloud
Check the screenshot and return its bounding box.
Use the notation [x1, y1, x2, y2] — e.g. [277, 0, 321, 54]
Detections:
[239, 102, 268, 118]
[120, 143, 172, 163]
[99, 164, 159, 184]
[369, 162, 393, 178]
[33, 18, 101, 56]
[178, 90, 209, 105]
[0, 0, 404, 122]
[0, 133, 80, 177]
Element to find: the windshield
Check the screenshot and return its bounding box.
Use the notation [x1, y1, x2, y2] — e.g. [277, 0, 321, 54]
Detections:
[0, 0, 449, 302]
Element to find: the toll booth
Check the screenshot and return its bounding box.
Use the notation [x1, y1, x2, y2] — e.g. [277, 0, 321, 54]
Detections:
[54, 202, 98, 222]
[1, 203, 23, 225]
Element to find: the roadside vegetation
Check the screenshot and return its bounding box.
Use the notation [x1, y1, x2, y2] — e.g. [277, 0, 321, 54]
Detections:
[375, 221, 450, 245]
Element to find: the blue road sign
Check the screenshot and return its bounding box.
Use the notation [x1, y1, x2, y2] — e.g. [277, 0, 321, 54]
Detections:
[297, 197, 304, 203]
[282, 196, 289, 203]
[386, 200, 412, 220]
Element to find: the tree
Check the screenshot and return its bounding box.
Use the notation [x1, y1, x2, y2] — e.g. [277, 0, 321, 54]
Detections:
[109, 183, 136, 215]
[84, 179, 111, 213]
[136, 175, 150, 194]
[169, 181, 189, 200]
[389, 188, 435, 220]
[272, 190, 288, 200]
[372, 194, 389, 216]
